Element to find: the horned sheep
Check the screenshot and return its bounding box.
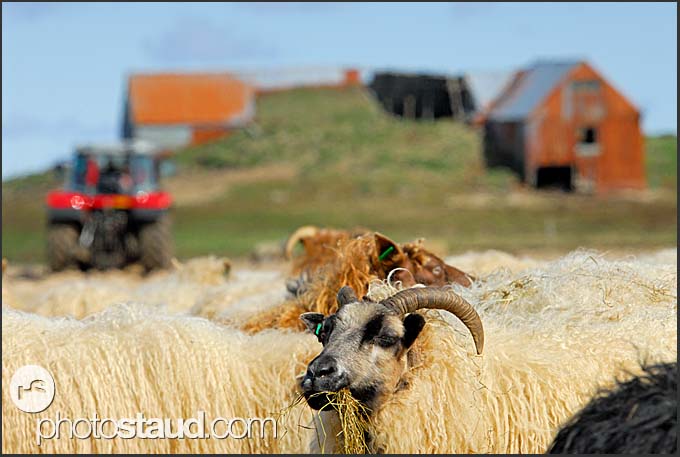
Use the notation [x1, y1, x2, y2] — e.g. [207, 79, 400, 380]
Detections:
[296, 248, 677, 453]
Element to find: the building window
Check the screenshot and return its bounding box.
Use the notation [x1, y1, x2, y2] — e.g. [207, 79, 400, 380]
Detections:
[580, 127, 597, 144]
[576, 126, 600, 156]
[572, 80, 601, 93]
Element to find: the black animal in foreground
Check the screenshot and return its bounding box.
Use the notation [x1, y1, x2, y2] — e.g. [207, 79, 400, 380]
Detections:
[547, 361, 677, 454]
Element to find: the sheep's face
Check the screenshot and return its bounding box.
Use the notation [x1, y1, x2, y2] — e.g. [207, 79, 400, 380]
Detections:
[300, 300, 425, 412]
[285, 230, 473, 298]
[375, 234, 472, 288]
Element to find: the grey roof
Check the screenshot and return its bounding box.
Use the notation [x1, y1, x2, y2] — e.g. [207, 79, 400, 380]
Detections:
[488, 60, 581, 121]
[464, 70, 517, 111]
[75, 139, 161, 156]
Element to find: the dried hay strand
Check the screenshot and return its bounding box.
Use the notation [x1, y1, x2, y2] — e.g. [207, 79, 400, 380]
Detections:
[327, 389, 372, 454]
[279, 389, 372, 454]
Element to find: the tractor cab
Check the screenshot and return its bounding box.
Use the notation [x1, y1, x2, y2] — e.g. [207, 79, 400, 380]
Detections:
[67, 142, 161, 195]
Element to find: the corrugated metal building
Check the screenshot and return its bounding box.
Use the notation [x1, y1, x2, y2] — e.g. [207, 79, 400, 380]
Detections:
[478, 60, 645, 192]
[122, 73, 255, 149]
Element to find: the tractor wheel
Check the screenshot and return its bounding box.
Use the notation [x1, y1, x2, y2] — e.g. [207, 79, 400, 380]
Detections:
[47, 224, 79, 271]
[138, 215, 173, 271]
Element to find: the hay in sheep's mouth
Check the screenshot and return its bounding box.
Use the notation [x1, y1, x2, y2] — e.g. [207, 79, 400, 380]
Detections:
[326, 389, 373, 454]
[278, 389, 372, 454]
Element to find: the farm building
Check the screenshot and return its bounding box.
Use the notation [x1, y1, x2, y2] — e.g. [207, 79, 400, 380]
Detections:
[121, 73, 255, 149]
[478, 60, 645, 192]
[368, 71, 476, 121]
[464, 70, 517, 115]
[368, 70, 515, 123]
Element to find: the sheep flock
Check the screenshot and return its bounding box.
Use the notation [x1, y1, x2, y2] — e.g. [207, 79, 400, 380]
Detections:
[1, 240, 677, 454]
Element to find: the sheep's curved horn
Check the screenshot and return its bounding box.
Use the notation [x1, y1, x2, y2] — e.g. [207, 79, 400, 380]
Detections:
[381, 287, 484, 355]
[284, 225, 320, 260]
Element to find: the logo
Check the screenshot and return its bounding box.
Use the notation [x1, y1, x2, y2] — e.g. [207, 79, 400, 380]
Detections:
[10, 365, 56, 413]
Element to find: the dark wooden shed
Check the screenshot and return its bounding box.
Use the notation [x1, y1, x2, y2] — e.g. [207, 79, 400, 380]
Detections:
[479, 60, 646, 192]
[368, 72, 476, 121]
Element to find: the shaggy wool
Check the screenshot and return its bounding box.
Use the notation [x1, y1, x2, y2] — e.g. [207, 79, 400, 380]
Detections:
[2, 249, 676, 453]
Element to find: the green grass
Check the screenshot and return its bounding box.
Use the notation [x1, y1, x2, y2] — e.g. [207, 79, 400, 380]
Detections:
[2, 87, 677, 263]
[2, 170, 60, 197]
[167, 178, 676, 258]
[175, 87, 501, 192]
[645, 134, 678, 190]
[2, 191, 48, 263]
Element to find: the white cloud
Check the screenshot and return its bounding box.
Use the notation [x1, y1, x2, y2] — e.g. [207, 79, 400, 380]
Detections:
[143, 16, 277, 64]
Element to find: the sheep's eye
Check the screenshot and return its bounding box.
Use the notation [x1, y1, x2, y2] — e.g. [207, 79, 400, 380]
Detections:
[375, 334, 399, 348]
[432, 265, 443, 276]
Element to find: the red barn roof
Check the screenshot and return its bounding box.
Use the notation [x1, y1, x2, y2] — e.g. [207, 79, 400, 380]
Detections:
[127, 73, 255, 126]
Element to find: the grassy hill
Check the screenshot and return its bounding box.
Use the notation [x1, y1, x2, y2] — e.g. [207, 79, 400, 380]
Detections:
[2, 87, 677, 263]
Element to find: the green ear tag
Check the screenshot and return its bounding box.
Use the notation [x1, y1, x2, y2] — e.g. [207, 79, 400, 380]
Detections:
[315, 323, 322, 336]
[379, 245, 395, 261]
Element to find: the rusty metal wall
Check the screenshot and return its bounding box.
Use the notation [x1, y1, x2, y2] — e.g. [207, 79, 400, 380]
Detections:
[483, 61, 645, 192]
[528, 62, 645, 192]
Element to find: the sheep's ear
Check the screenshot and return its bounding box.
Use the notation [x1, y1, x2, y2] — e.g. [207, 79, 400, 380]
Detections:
[337, 285, 359, 307]
[374, 232, 406, 266]
[402, 313, 426, 350]
[300, 312, 325, 335]
[445, 264, 474, 287]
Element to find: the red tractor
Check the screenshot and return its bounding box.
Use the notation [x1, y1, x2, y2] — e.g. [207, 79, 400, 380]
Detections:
[46, 141, 174, 271]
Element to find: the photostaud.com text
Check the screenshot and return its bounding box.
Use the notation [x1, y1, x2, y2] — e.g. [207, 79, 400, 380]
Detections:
[36, 410, 278, 446]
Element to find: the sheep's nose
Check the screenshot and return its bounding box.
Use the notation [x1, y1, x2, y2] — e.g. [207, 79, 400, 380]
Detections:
[302, 356, 349, 403]
[302, 376, 313, 390]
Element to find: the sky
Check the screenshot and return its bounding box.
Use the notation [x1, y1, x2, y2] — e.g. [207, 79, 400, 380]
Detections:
[2, 2, 677, 179]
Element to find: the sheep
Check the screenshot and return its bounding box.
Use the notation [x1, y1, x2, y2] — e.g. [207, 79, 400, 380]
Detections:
[1, 303, 319, 454]
[2, 249, 675, 453]
[4, 256, 233, 319]
[2, 253, 289, 330]
[242, 229, 474, 333]
[296, 249, 677, 453]
[445, 249, 546, 277]
[250, 239, 287, 263]
[546, 361, 677, 454]
[298, 285, 484, 453]
[285, 226, 472, 290]
[284, 225, 369, 277]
